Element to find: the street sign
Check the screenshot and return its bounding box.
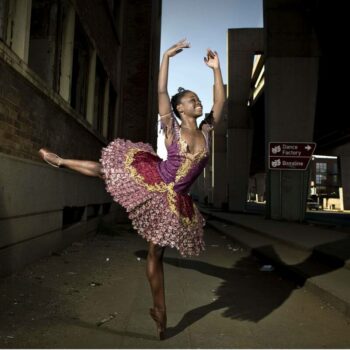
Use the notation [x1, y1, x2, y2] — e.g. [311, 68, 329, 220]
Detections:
[269, 142, 316, 157]
[269, 156, 312, 170]
[268, 142, 316, 170]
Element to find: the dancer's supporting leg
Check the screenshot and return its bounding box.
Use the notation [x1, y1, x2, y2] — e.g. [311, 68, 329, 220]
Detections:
[147, 242, 166, 310]
[147, 242, 167, 333]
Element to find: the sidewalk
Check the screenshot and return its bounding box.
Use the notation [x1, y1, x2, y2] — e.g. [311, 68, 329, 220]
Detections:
[199, 205, 350, 318]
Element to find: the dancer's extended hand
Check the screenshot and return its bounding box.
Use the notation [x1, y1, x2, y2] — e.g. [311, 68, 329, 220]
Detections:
[164, 38, 190, 58]
[204, 49, 220, 69]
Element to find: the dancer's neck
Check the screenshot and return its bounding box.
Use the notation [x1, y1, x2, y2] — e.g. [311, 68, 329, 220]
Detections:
[181, 123, 198, 131]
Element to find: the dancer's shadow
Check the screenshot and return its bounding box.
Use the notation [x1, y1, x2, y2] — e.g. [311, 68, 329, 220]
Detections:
[135, 239, 349, 339]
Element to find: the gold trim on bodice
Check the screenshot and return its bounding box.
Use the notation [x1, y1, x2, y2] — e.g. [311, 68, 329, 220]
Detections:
[175, 129, 209, 183]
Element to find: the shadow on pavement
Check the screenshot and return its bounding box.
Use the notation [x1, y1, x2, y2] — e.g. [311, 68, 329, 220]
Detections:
[135, 243, 347, 340]
[64, 318, 157, 342]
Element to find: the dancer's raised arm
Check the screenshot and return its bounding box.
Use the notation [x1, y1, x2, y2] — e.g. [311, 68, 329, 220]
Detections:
[204, 49, 226, 125]
[158, 39, 190, 118]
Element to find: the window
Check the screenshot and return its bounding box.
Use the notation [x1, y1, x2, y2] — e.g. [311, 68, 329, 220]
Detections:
[331, 162, 338, 174]
[62, 206, 85, 229]
[316, 162, 327, 173]
[70, 17, 90, 116]
[332, 175, 338, 186]
[107, 86, 117, 140]
[87, 204, 100, 220]
[1, 0, 32, 60]
[28, 0, 61, 88]
[0, 0, 9, 42]
[102, 203, 111, 215]
[93, 57, 107, 132]
[316, 174, 327, 185]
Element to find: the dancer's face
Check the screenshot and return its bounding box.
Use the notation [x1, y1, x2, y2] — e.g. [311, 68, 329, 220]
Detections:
[177, 92, 203, 118]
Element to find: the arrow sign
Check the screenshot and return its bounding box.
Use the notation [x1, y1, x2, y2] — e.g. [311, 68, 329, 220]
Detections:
[269, 142, 316, 157]
[268, 142, 317, 170]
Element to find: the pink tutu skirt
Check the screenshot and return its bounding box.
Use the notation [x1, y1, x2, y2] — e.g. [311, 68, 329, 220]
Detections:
[99, 139, 206, 257]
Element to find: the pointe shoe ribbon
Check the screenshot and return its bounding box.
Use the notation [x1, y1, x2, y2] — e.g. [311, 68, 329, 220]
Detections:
[38, 148, 62, 168]
[149, 307, 166, 340]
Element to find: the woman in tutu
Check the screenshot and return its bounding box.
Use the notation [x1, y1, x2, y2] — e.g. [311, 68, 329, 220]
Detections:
[38, 39, 225, 340]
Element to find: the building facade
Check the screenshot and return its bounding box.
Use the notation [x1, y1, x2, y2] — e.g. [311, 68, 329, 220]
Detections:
[0, 0, 161, 276]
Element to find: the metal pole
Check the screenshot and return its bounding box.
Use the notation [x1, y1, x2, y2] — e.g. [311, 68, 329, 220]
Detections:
[279, 170, 282, 219]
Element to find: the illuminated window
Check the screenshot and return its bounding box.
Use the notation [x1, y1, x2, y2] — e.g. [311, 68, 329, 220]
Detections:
[316, 162, 327, 173]
[316, 174, 327, 184]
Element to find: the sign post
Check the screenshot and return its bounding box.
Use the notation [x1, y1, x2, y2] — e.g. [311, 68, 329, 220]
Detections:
[268, 142, 317, 222]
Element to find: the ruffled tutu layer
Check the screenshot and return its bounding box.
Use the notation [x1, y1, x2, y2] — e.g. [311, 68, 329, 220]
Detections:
[99, 139, 205, 257]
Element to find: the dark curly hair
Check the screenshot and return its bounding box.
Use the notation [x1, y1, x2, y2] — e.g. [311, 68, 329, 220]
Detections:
[170, 87, 191, 120]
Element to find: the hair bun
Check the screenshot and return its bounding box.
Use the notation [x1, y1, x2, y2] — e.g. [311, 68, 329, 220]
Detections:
[178, 87, 185, 93]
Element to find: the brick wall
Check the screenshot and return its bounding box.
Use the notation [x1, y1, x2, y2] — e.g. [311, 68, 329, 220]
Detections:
[0, 60, 104, 162]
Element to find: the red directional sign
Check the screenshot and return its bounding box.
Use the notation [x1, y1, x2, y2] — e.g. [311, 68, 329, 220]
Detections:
[269, 156, 312, 170]
[268, 142, 316, 170]
[269, 142, 316, 157]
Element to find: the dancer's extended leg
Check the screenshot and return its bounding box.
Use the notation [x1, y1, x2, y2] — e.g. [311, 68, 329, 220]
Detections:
[38, 149, 104, 178]
[61, 159, 104, 178]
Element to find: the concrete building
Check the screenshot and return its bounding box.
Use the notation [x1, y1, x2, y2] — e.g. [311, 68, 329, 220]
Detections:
[263, 0, 349, 218]
[191, 87, 228, 210]
[227, 28, 264, 213]
[196, 0, 350, 222]
[0, 0, 161, 276]
[212, 86, 228, 210]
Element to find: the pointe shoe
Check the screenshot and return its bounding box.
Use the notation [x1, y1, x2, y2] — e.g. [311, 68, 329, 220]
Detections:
[149, 307, 167, 340]
[38, 148, 63, 168]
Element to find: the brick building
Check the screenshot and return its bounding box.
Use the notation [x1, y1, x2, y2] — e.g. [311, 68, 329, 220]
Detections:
[0, 0, 161, 276]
